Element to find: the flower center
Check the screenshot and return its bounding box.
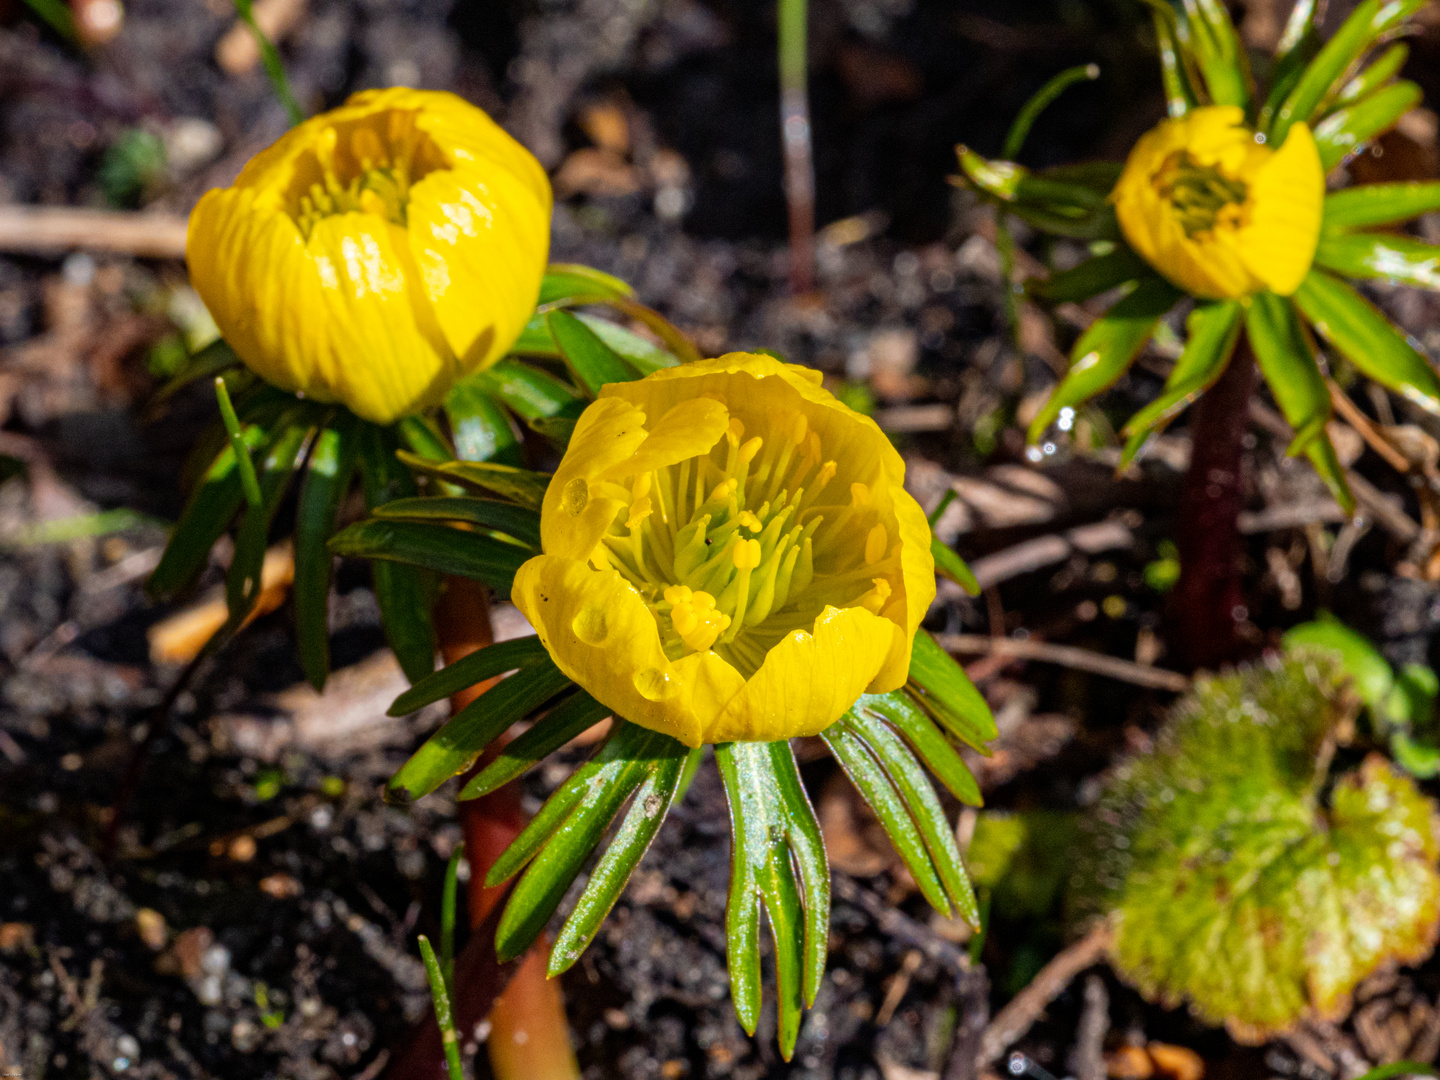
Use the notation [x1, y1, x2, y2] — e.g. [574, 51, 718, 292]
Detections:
[285, 110, 448, 239]
[597, 408, 898, 678]
[1155, 150, 1249, 238]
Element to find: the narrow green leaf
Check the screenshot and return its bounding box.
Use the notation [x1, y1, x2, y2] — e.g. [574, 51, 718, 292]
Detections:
[358, 423, 435, 684]
[548, 746, 695, 973]
[372, 496, 542, 550]
[469, 358, 585, 422]
[491, 723, 687, 959]
[932, 537, 980, 595]
[1305, 434, 1357, 516]
[1180, 0, 1251, 109]
[1293, 269, 1440, 415]
[294, 417, 359, 690]
[1314, 231, 1440, 291]
[1027, 276, 1181, 442]
[1146, 2, 1197, 117]
[714, 739, 827, 1058]
[462, 691, 611, 797]
[397, 451, 550, 510]
[539, 262, 634, 305]
[396, 414, 453, 464]
[416, 936, 464, 1080]
[1269, 0, 1427, 143]
[860, 691, 984, 807]
[227, 415, 314, 623]
[1120, 299, 1243, 466]
[328, 519, 528, 593]
[389, 635, 551, 717]
[548, 308, 637, 395]
[1003, 64, 1100, 159]
[213, 377, 262, 509]
[953, 148, 1118, 240]
[838, 709, 980, 924]
[822, 720, 951, 914]
[148, 424, 267, 601]
[1324, 182, 1440, 230]
[1247, 290, 1331, 455]
[527, 415, 577, 448]
[1314, 81, 1423, 172]
[1335, 43, 1409, 105]
[1034, 249, 1150, 304]
[1259, 0, 1323, 132]
[387, 657, 570, 804]
[907, 631, 997, 751]
[445, 380, 523, 466]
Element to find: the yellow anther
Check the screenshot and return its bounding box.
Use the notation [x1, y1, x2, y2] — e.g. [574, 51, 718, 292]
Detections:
[664, 585, 693, 607]
[865, 524, 888, 565]
[738, 511, 763, 533]
[850, 482, 871, 508]
[728, 418, 746, 442]
[709, 478, 738, 503]
[739, 436, 764, 465]
[790, 414, 809, 445]
[816, 461, 838, 486]
[589, 545, 610, 571]
[632, 471, 653, 500]
[734, 538, 762, 570]
[625, 497, 653, 529]
[668, 587, 727, 652]
[860, 577, 893, 614]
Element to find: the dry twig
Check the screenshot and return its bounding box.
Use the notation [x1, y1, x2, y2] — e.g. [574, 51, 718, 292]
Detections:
[978, 922, 1114, 1067]
[0, 207, 188, 258]
[939, 634, 1190, 693]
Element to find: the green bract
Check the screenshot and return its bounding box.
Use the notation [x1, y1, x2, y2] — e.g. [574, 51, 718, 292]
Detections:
[1074, 653, 1440, 1042]
[953, 0, 1440, 510]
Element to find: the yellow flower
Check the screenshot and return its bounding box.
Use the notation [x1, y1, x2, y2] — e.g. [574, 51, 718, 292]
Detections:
[187, 88, 551, 425]
[512, 354, 936, 747]
[1113, 106, 1323, 300]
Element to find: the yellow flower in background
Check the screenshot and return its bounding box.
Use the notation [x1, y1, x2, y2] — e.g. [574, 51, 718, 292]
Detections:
[512, 353, 936, 747]
[187, 88, 551, 425]
[1113, 106, 1323, 300]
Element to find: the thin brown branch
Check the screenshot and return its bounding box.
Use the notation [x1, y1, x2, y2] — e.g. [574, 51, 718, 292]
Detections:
[978, 922, 1113, 1067]
[937, 634, 1191, 693]
[0, 206, 188, 258]
[1326, 380, 1412, 473]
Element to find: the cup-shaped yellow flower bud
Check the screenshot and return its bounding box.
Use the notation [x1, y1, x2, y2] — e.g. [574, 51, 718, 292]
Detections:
[187, 88, 551, 425]
[1113, 106, 1323, 300]
[513, 353, 936, 747]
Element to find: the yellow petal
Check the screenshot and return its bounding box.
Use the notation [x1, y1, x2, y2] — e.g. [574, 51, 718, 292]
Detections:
[599, 397, 731, 480]
[705, 605, 899, 742]
[1239, 122, 1324, 296]
[539, 397, 649, 560]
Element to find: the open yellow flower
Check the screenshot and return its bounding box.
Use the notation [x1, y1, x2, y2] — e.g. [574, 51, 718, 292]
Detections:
[187, 88, 551, 425]
[1113, 105, 1323, 300]
[512, 353, 935, 746]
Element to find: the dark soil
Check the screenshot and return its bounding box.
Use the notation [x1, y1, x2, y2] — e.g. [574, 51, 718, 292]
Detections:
[4, 0, 1440, 1078]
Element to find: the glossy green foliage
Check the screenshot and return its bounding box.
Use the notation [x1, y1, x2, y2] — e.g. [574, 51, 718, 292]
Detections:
[387, 656, 572, 804]
[548, 308, 637, 395]
[1074, 655, 1440, 1042]
[486, 722, 692, 966]
[389, 636, 551, 716]
[397, 451, 550, 509]
[1178, 0, 1251, 109]
[1314, 81, 1423, 172]
[359, 424, 436, 683]
[856, 691, 983, 807]
[907, 631, 997, 752]
[1121, 299, 1242, 467]
[445, 380, 522, 466]
[1246, 291, 1330, 455]
[1314, 232, 1440, 291]
[1294, 270, 1440, 415]
[966, 811, 1077, 918]
[953, 148, 1118, 240]
[463, 691, 612, 798]
[1268, 0, 1427, 143]
[715, 740, 829, 1060]
[1028, 276, 1182, 442]
[1335, 43, 1408, 105]
[295, 417, 360, 688]
[227, 411, 315, 624]
[932, 537, 980, 594]
[371, 496, 541, 550]
[328, 519, 529, 593]
[538, 263, 634, 305]
[822, 706, 979, 923]
[1034, 249, 1150, 304]
[1323, 183, 1440, 230]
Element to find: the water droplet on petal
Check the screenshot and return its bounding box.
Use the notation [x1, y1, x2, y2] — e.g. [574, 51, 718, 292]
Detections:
[633, 667, 676, 701]
[572, 606, 610, 645]
[562, 477, 589, 515]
